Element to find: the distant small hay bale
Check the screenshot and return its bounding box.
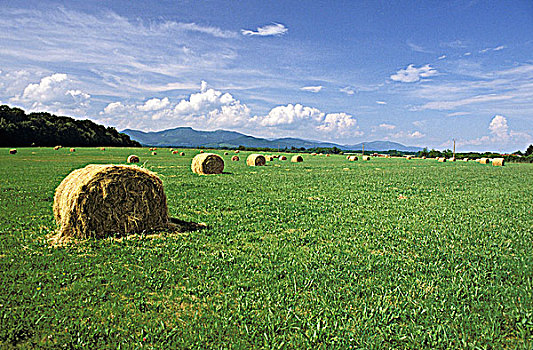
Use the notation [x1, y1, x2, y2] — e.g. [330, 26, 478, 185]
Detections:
[235, 150, 240, 153]
[492, 158, 505, 166]
[53, 164, 168, 238]
[273, 155, 279, 158]
[311, 153, 317, 156]
[200, 150, 204, 153]
[231, 155, 240, 161]
[54, 145, 62, 150]
[127, 155, 140, 163]
[385, 155, 391, 158]
[346, 156, 350, 159]
[266, 155, 274, 161]
[101, 147, 106, 151]
[479, 158, 490, 164]
[152, 151, 157, 155]
[9, 149, 17, 154]
[180, 152, 185, 156]
[406, 156, 413, 160]
[463, 158, 469, 162]
[438, 157, 446, 162]
[291, 155, 303, 163]
[69, 148, 76, 152]
[247, 154, 266, 166]
[450, 157, 456, 162]
[191, 153, 224, 175]
[348, 156, 358, 161]
[326, 154, 330, 157]
[362, 155, 371, 161]
[172, 150, 179, 154]
[279, 156, 287, 161]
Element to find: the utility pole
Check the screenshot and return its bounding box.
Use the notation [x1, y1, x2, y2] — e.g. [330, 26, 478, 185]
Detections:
[362, 143, 365, 155]
[453, 139, 456, 159]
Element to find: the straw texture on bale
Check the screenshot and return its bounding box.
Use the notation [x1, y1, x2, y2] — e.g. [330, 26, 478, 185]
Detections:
[279, 156, 287, 161]
[127, 155, 140, 163]
[247, 154, 266, 166]
[291, 155, 303, 163]
[492, 158, 505, 166]
[53, 164, 168, 238]
[191, 153, 224, 175]
[231, 155, 240, 161]
[438, 157, 446, 162]
[362, 155, 371, 161]
[479, 158, 490, 164]
[348, 156, 358, 161]
[70, 148, 76, 152]
[9, 149, 17, 154]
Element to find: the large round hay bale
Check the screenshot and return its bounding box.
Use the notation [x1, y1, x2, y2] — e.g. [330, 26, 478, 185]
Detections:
[362, 155, 371, 161]
[406, 156, 413, 160]
[53, 164, 168, 238]
[279, 156, 287, 161]
[9, 149, 17, 154]
[191, 153, 224, 175]
[438, 157, 446, 162]
[291, 155, 303, 163]
[231, 155, 240, 161]
[69, 148, 76, 152]
[492, 158, 505, 166]
[127, 155, 140, 163]
[348, 156, 358, 161]
[479, 158, 490, 164]
[247, 154, 266, 166]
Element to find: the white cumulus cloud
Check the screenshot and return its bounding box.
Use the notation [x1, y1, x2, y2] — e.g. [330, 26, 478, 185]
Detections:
[300, 86, 323, 93]
[241, 23, 288, 36]
[379, 123, 396, 130]
[390, 64, 438, 83]
[257, 104, 323, 128]
[137, 97, 170, 111]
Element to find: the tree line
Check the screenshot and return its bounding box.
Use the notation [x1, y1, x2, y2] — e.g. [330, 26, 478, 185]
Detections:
[0, 105, 140, 147]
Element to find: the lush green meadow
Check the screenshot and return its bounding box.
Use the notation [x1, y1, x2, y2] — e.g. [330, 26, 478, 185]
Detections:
[1, 147, 532, 349]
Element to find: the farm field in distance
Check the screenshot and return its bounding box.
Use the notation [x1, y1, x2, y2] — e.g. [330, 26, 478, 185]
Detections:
[0, 147, 532, 349]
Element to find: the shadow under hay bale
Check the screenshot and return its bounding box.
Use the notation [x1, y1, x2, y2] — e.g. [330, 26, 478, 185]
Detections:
[168, 217, 209, 232]
[191, 153, 224, 175]
[53, 164, 168, 239]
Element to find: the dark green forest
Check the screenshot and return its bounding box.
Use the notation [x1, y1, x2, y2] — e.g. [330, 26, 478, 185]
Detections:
[0, 105, 140, 147]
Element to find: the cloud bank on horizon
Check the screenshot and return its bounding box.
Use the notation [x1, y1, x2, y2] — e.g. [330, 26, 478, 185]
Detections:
[0, 1, 532, 152]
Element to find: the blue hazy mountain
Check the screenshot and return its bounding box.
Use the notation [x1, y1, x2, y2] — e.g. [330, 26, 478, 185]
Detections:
[122, 127, 424, 152]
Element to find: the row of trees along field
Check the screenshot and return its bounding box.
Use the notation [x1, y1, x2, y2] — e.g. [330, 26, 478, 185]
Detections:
[0, 105, 140, 147]
[416, 147, 533, 163]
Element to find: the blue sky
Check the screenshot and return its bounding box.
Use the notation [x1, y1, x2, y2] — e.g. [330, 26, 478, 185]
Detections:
[0, 0, 532, 152]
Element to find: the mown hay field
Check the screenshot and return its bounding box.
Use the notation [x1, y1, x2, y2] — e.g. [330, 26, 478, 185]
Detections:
[1, 147, 532, 349]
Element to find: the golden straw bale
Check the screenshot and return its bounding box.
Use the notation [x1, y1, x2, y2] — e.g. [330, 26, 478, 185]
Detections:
[152, 151, 157, 156]
[326, 154, 330, 157]
[224, 152, 229, 155]
[9, 149, 17, 154]
[266, 156, 274, 161]
[291, 155, 303, 163]
[101, 147, 106, 151]
[180, 152, 185, 156]
[450, 157, 456, 162]
[231, 155, 240, 161]
[54, 145, 62, 150]
[200, 150, 204, 153]
[479, 158, 490, 164]
[346, 156, 350, 159]
[70, 148, 76, 152]
[247, 154, 266, 166]
[438, 157, 446, 162]
[127, 155, 140, 163]
[235, 150, 240, 153]
[172, 150, 179, 154]
[492, 158, 505, 166]
[406, 156, 413, 160]
[279, 156, 287, 161]
[53, 164, 168, 238]
[191, 153, 224, 175]
[422, 156, 426, 159]
[348, 156, 358, 161]
[362, 155, 371, 161]
[463, 158, 469, 162]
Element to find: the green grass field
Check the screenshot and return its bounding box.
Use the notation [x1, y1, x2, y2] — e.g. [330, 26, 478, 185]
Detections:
[1, 147, 532, 349]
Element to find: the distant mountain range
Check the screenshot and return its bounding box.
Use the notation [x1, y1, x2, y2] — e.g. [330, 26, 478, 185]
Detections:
[122, 127, 424, 152]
